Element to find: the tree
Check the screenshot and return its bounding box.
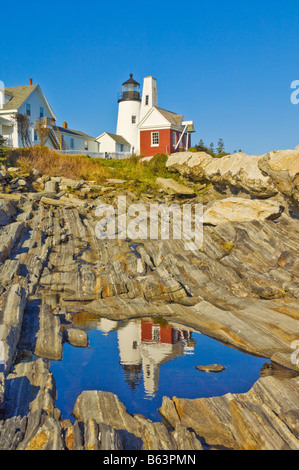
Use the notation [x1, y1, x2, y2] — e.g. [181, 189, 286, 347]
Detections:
[0, 135, 7, 158]
[35, 120, 51, 146]
[198, 139, 206, 150]
[216, 138, 225, 155]
[12, 113, 32, 147]
[209, 142, 215, 154]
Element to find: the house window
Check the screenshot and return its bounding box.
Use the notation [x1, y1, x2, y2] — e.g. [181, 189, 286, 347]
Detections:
[152, 326, 160, 342]
[172, 132, 177, 147]
[145, 95, 149, 105]
[40, 107, 44, 118]
[85, 140, 88, 150]
[26, 103, 31, 116]
[120, 144, 124, 152]
[151, 131, 159, 146]
[131, 115, 136, 124]
[70, 138, 74, 149]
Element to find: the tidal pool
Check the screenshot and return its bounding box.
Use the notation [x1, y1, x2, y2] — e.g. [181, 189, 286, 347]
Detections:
[50, 314, 267, 421]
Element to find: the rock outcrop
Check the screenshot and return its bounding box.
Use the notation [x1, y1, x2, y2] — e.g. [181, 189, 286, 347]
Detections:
[166, 148, 299, 203]
[203, 197, 284, 225]
[0, 147, 298, 450]
[166, 151, 278, 197]
[156, 177, 196, 197]
[258, 149, 299, 204]
[159, 375, 299, 450]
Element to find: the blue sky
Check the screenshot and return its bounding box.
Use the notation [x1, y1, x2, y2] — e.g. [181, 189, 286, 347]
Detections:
[1, 0, 299, 155]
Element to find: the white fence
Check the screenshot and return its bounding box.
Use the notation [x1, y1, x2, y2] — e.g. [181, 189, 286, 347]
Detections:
[56, 150, 132, 160]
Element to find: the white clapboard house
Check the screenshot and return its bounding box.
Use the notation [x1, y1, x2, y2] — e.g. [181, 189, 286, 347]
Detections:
[0, 79, 99, 155]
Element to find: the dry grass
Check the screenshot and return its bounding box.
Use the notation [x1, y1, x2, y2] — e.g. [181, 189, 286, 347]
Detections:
[6, 147, 179, 189]
[7, 147, 111, 183]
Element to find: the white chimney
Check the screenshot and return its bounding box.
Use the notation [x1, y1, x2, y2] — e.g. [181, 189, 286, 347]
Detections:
[139, 76, 158, 121]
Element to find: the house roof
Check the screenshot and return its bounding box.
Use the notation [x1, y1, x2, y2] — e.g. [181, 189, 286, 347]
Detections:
[1, 85, 38, 111]
[97, 132, 130, 145]
[138, 106, 184, 129]
[155, 107, 183, 127]
[0, 84, 57, 120]
[57, 126, 96, 140]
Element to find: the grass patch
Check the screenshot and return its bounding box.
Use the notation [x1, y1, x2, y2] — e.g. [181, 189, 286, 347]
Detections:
[6, 147, 180, 191]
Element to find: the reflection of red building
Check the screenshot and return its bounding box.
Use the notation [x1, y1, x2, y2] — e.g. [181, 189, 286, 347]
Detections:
[141, 319, 189, 345]
[117, 318, 195, 397]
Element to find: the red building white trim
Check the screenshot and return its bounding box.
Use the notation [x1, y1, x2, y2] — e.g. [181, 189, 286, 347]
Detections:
[138, 106, 192, 157]
[97, 75, 195, 158]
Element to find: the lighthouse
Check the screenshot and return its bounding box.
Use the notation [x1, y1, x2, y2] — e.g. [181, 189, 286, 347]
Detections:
[97, 73, 195, 158]
[116, 74, 141, 154]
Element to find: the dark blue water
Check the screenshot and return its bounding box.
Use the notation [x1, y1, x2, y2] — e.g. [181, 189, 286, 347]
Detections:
[50, 315, 267, 421]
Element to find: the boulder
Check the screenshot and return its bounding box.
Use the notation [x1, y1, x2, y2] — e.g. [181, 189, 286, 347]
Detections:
[167, 152, 278, 197]
[44, 179, 58, 193]
[34, 305, 63, 361]
[106, 179, 127, 185]
[10, 177, 30, 192]
[195, 364, 226, 373]
[58, 178, 84, 190]
[156, 177, 196, 196]
[203, 197, 284, 225]
[258, 148, 299, 203]
[63, 327, 89, 348]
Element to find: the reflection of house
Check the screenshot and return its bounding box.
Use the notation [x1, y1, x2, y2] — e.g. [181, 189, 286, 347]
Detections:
[117, 319, 195, 397]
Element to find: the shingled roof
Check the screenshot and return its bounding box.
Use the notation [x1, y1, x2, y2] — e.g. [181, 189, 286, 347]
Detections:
[57, 126, 96, 140]
[154, 107, 183, 127]
[105, 132, 131, 145]
[1, 85, 38, 111]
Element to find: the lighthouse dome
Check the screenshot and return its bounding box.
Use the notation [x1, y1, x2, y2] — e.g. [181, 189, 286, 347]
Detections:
[118, 74, 141, 102]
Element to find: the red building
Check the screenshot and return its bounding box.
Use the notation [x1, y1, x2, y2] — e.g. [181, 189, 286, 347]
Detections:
[138, 107, 194, 157]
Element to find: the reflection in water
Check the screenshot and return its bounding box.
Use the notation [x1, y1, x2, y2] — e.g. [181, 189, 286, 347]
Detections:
[117, 318, 195, 397]
[50, 313, 267, 421]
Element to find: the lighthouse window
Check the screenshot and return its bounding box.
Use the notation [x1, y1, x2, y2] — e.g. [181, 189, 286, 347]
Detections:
[131, 115, 136, 124]
[151, 132, 159, 146]
[145, 95, 149, 105]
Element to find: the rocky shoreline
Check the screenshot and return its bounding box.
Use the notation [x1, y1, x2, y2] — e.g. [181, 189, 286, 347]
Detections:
[0, 148, 298, 450]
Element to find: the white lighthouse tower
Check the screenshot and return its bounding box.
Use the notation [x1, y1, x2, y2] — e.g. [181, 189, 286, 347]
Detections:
[116, 74, 141, 154]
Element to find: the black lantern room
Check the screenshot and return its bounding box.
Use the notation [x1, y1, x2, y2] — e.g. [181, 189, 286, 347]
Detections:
[118, 74, 141, 102]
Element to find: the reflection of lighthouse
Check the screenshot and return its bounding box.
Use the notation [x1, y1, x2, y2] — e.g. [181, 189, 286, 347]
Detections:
[117, 321, 142, 390]
[117, 318, 195, 397]
[96, 318, 118, 335]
